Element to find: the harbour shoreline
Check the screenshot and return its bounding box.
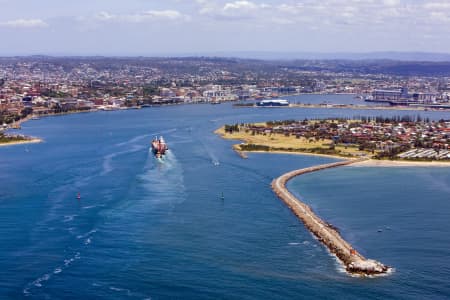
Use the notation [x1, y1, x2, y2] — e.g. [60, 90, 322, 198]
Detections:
[236, 149, 450, 167]
[215, 126, 450, 166]
[352, 159, 450, 167]
[234, 102, 450, 112]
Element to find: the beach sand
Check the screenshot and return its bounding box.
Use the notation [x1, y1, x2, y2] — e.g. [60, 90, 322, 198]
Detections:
[352, 159, 450, 167]
[0, 138, 42, 147]
[235, 148, 450, 167]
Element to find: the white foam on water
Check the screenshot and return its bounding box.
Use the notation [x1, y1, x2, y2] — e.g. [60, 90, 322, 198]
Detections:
[196, 137, 221, 168]
[33, 274, 50, 287]
[102, 153, 115, 175]
[63, 252, 81, 267]
[115, 134, 151, 147]
[288, 242, 300, 245]
[107, 286, 152, 298]
[101, 144, 146, 175]
[109, 286, 132, 296]
[62, 215, 77, 222]
[76, 229, 97, 240]
[323, 244, 395, 278]
[138, 150, 186, 206]
[82, 205, 97, 209]
[23, 250, 81, 296]
[115, 129, 177, 147]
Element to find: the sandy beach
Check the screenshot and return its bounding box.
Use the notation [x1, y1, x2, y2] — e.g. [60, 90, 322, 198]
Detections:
[237, 149, 352, 160]
[352, 159, 450, 167]
[240, 149, 450, 167]
[0, 138, 42, 147]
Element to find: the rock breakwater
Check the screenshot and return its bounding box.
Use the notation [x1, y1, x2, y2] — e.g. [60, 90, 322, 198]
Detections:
[272, 159, 390, 276]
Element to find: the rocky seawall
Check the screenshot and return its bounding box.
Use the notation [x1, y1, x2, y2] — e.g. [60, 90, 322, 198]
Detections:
[272, 159, 391, 276]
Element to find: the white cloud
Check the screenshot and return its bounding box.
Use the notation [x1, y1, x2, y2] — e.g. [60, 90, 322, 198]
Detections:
[94, 10, 190, 23]
[383, 0, 400, 7]
[199, 0, 271, 20]
[0, 18, 48, 28]
[423, 2, 450, 10]
[223, 1, 258, 11]
[95, 12, 115, 21]
[429, 11, 450, 23]
[143, 10, 187, 20]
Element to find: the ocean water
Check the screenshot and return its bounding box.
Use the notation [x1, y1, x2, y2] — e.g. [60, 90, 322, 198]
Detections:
[1, 98, 450, 299]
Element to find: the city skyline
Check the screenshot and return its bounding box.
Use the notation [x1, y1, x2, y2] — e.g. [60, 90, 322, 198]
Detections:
[1, 0, 450, 56]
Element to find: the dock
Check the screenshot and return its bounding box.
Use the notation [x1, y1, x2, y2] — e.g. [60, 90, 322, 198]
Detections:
[272, 159, 390, 276]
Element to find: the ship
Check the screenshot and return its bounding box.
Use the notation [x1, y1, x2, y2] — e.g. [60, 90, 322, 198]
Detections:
[256, 99, 289, 107]
[151, 136, 168, 158]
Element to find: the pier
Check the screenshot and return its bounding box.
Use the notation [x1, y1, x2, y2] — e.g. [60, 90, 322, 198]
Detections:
[272, 159, 390, 276]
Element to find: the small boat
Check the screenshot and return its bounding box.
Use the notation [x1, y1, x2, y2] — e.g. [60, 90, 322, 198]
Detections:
[76, 192, 81, 200]
[151, 136, 168, 158]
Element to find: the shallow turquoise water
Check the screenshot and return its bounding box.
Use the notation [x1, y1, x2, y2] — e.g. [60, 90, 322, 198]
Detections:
[1, 100, 450, 299]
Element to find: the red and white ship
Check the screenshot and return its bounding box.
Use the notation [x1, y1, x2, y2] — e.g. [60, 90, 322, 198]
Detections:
[151, 136, 168, 158]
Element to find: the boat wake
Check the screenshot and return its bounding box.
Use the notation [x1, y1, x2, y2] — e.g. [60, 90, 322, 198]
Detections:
[196, 135, 221, 167]
[23, 226, 98, 296]
[138, 149, 186, 206]
[23, 251, 82, 296]
[101, 144, 146, 175]
[114, 128, 177, 147]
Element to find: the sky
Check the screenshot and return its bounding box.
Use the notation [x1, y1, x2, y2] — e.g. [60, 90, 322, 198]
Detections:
[0, 0, 449, 56]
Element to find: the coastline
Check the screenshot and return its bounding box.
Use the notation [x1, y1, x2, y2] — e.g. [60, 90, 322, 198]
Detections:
[0, 138, 42, 147]
[215, 127, 450, 166]
[352, 159, 450, 167]
[2, 109, 96, 146]
[214, 127, 360, 160]
[235, 102, 450, 112]
[237, 149, 450, 167]
[238, 149, 351, 160]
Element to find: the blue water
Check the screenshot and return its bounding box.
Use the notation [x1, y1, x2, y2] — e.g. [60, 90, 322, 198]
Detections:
[1, 100, 450, 299]
[284, 93, 387, 106]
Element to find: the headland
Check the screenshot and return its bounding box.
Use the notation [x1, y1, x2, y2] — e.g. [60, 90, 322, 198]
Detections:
[216, 117, 450, 165]
[0, 133, 42, 147]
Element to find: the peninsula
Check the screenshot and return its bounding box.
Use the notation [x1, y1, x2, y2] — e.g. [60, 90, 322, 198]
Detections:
[216, 116, 450, 163]
[0, 132, 41, 147]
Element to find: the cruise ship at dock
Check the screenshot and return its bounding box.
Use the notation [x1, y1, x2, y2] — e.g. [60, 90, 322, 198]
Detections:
[256, 99, 289, 107]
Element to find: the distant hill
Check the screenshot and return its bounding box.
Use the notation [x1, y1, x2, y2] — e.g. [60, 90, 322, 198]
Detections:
[5, 51, 450, 62]
[203, 51, 450, 62]
[2, 55, 450, 76]
[278, 59, 450, 76]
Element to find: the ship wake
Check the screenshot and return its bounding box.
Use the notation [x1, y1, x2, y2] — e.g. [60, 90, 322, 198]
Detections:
[138, 149, 186, 207]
